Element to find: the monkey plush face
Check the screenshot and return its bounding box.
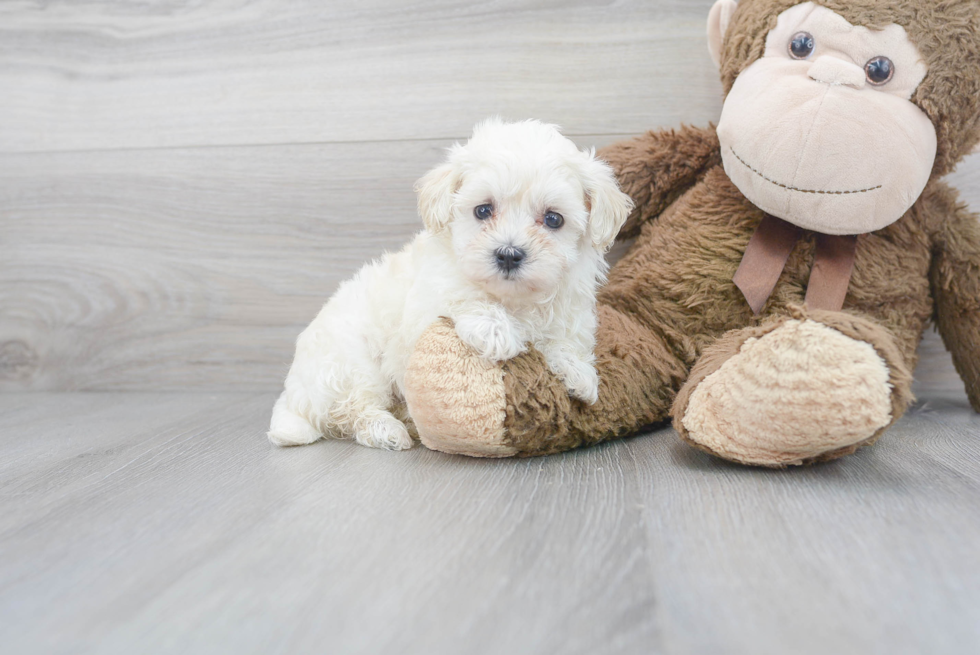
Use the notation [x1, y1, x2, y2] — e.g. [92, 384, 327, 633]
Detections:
[713, 2, 937, 235]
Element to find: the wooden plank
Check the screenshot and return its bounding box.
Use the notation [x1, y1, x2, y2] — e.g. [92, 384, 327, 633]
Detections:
[0, 390, 978, 653]
[0, 0, 723, 153]
[0, 139, 443, 391]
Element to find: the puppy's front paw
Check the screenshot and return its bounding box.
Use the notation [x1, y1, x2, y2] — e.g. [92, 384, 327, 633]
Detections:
[546, 355, 600, 405]
[454, 313, 526, 362]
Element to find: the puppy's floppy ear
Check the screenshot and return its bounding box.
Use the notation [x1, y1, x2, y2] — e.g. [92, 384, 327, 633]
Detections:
[581, 154, 634, 252]
[415, 162, 461, 233]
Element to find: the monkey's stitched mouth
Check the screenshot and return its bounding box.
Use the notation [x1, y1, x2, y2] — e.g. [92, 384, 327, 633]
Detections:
[730, 147, 882, 195]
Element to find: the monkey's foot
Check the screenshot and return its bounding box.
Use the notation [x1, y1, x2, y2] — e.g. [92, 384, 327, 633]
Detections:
[672, 317, 905, 467]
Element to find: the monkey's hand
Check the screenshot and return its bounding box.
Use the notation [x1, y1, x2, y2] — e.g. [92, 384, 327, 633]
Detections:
[598, 124, 722, 239]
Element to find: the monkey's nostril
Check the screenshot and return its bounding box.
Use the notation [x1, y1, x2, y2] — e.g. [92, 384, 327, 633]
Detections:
[494, 246, 526, 272]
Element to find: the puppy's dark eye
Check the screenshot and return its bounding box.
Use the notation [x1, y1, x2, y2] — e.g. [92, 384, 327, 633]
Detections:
[543, 211, 564, 229]
[865, 56, 894, 86]
[474, 204, 493, 220]
[789, 32, 815, 60]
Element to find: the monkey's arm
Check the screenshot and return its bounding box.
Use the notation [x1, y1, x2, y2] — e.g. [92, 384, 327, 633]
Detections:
[598, 125, 721, 239]
[929, 189, 980, 412]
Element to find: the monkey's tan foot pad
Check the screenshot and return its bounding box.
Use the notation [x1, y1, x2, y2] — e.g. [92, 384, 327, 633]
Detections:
[404, 318, 517, 457]
[673, 319, 894, 467]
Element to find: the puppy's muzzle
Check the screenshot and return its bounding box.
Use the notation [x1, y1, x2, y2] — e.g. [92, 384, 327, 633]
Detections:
[494, 246, 526, 274]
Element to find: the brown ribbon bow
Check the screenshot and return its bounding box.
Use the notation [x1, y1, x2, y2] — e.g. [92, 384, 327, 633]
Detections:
[733, 214, 859, 315]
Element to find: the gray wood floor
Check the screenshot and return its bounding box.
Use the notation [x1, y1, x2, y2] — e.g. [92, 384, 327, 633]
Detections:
[2, 385, 979, 655]
[2, 1, 980, 653]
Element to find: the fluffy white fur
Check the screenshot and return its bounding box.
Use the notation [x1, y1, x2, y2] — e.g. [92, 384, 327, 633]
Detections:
[268, 118, 633, 450]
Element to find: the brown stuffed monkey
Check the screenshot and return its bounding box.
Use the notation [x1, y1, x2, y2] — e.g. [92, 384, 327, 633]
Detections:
[402, 0, 980, 467]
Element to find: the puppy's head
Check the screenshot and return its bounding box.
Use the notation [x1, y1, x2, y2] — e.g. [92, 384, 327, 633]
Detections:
[415, 118, 633, 301]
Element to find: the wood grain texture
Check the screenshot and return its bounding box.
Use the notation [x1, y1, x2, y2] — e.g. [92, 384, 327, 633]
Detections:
[0, 0, 723, 153]
[1, 390, 978, 654]
[1, 140, 436, 390]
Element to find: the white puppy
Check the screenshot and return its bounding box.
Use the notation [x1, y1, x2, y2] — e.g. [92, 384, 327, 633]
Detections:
[269, 118, 633, 450]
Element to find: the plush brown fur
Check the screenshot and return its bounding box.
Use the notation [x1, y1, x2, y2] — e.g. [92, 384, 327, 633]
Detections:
[405, 0, 980, 465]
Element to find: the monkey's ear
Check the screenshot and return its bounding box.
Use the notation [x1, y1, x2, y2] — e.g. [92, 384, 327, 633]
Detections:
[415, 162, 460, 233]
[582, 155, 634, 252]
[707, 0, 739, 68]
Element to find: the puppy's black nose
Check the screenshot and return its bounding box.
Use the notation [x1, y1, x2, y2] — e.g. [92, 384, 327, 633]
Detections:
[495, 246, 526, 273]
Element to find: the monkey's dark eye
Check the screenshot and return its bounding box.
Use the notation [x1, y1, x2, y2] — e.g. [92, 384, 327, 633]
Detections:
[865, 56, 895, 86]
[474, 204, 493, 220]
[788, 32, 815, 59]
[543, 211, 564, 229]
